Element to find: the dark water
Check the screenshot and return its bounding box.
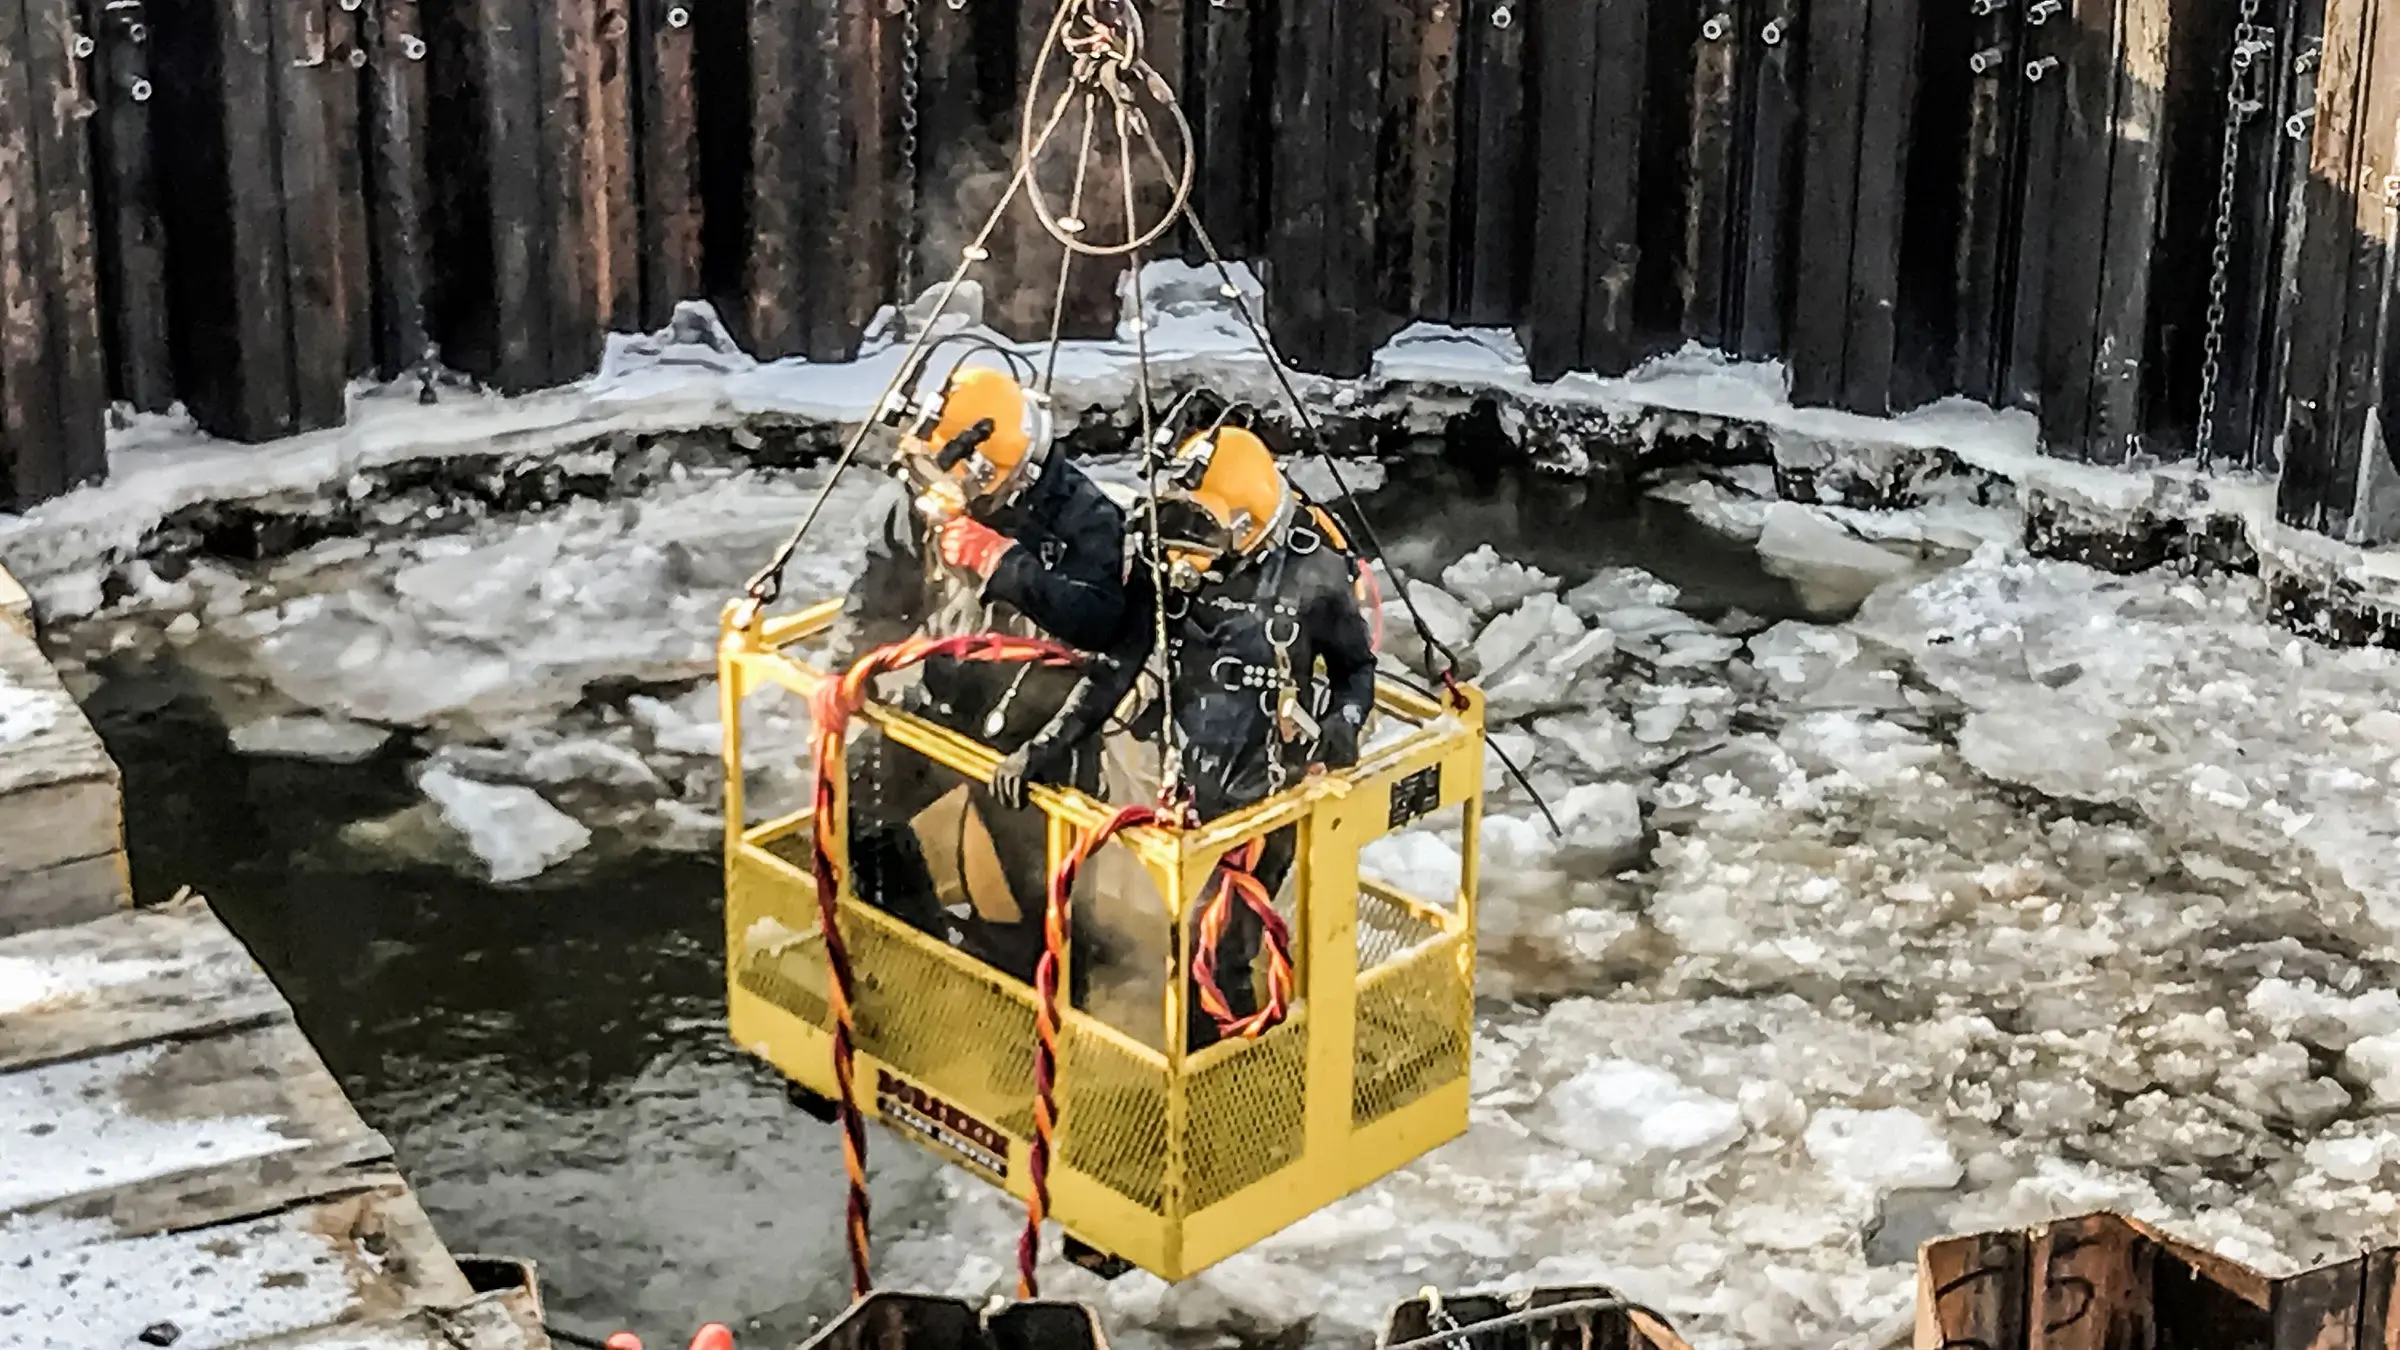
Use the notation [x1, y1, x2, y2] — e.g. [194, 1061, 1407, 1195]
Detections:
[79, 659, 929, 1347]
[73, 462, 1792, 1344]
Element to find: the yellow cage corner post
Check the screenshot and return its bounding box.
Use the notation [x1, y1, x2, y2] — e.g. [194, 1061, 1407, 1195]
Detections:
[717, 597, 1487, 1282]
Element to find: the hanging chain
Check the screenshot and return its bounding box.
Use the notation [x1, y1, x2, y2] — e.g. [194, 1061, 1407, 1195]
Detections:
[897, 0, 924, 311]
[2195, 0, 2270, 468]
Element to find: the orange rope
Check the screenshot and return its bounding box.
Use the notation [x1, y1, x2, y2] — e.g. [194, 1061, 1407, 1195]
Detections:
[1020, 803, 1160, 1299]
[808, 631, 1083, 1301]
[1190, 838, 1297, 1041]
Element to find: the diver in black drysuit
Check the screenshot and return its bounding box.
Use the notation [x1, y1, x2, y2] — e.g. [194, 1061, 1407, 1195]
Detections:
[826, 446, 1144, 991]
[995, 499, 1377, 1050]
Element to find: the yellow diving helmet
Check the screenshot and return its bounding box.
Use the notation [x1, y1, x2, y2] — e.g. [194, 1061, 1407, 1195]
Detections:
[900, 363, 1053, 508]
[1155, 426, 1296, 583]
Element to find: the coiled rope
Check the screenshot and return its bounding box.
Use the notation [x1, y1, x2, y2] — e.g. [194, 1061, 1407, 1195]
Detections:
[1019, 802, 1162, 1299]
[1190, 838, 1297, 1041]
[808, 632, 1086, 1299]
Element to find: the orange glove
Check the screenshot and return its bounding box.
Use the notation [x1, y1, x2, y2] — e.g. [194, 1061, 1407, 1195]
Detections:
[938, 516, 1015, 579]
[688, 1327, 735, 1350]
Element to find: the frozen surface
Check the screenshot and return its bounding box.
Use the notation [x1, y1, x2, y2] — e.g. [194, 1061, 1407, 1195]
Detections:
[228, 714, 394, 764]
[0, 1043, 306, 1213]
[36, 385, 2400, 1348]
[0, 666, 57, 744]
[0, 1211, 366, 1350]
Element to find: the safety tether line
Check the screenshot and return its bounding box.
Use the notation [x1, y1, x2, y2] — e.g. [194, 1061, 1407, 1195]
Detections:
[809, 633, 1086, 1301]
[1020, 803, 1160, 1299]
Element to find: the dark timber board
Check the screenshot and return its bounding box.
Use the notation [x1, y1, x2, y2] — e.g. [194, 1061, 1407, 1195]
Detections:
[2220, 0, 2318, 470]
[2034, 0, 2123, 458]
[1267, 0, 1334, 370]
[366, 0, 433, 380]
[327, 10, 374, 384]
[0, 0, 55, 505]
[1522, 0, 1597, 380]
[1398, 0, 1459, 322]
[1789, 0, 1865, 407]
[1953, 3, 2023, 402]
[2085, 0, 2174, 464]
[745, 0, 801, 358]
[635, 0, 702, 326]
[84, 0, 173, 414]
[206, 0, 297, 439]
[2003, 2, 2068, 414]
[476, 0, 549, 390]
[1734, 0, 1802, 361]
[2278, 0, 2377, 532]
[1838, 0, 1918, 414]
[270, 0, 351, 431]
[1453, 0, 1526, 328]
[28, 0, 105, 489]
[1188, 0, 1263, 264]
[542, 0, 588, 383]
[1581, 0, 1647, 374]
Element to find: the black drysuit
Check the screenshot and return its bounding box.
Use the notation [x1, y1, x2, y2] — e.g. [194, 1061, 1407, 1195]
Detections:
[825, 449, 1142, 987]
[1015, 515, 1378, 1048]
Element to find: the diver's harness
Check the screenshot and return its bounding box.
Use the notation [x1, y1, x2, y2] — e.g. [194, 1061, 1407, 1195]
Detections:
[1147, 510, 1350, 795]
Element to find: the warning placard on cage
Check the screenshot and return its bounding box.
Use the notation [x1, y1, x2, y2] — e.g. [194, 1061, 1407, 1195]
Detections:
[877, 1068, 1010, 1179]
[1388, 764, 1442, 830]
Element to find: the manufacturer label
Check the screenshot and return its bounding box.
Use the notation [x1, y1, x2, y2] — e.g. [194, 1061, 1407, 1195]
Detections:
[876, 1068, 1010, 1179]
[1388, 764, 1443, 830]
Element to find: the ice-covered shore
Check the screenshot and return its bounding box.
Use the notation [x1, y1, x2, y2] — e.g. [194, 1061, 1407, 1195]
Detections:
[37, 434, 2400, 1348]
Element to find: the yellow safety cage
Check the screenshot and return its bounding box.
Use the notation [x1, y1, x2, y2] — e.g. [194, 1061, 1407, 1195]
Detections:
[718, 596, 1487, 1281]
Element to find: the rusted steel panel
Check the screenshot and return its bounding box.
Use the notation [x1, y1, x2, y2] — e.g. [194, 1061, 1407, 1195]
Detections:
[1187, 0, 1264, 264]
[1398, 0, 1458, 321]
[270, 0, 353, 430]
[1681, 0, 1741, 344]
[0, 0, 58, 505]
[476, 0, 549, 390]
[2084, 0, 2177, 464]
[1264, 0, 1334, 366]
[327, 4, 375, 384]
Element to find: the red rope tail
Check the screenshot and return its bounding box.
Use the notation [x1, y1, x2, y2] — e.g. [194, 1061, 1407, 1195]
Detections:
[805, 632, 1084, 1302]
[1021, 804, 1160, 1300]
[1189, 840, 1298, 1041]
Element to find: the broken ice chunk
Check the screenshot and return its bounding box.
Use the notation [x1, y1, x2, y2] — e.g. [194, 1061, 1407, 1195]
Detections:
[1632, 703, 1687, 744]
[1753, 502, 1914, 612]
[1472, 593, 1584, 677]
[1745, 621, 1862, 692]
[416, 766, 592, 884]
[226, 715, 394, 765]
[1532, 710, 1643, 778]
[1556, 780, 1645, 870]
[1565, 566, 1681, 619]
[1534, 1059, 1746, 1162]
[1440, 545, 1558, 616]
[1955, 700, 2125, 801]
[1803, 1107, 1963, 1193]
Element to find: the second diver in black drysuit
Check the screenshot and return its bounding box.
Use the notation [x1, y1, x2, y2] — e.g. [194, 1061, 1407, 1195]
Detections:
[990, 420, 1378, 1049]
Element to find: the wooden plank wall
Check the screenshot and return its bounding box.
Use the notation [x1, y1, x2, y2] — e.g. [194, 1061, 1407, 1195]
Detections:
[0, 0, 106, 509]
[2276, 0, 2400, 542]
[13, 0, 2400, 570]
